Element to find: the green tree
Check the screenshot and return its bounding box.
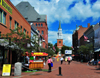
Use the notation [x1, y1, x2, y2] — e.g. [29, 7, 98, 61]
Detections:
[1, 27, 37, 61]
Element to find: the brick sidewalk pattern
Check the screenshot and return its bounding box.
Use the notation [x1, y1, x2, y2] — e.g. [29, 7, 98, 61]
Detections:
[0, 60, 100, 78]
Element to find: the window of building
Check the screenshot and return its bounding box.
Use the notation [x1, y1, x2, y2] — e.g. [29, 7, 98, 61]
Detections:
[38, 24, 40, 26]
[42, 30, 44, 35]
[15, 21, 18, 29]
[27, 31, 28, 35]
[20, 26, 22, 32]
[0, 9, 6, 25]
[0, 32, 1, 38]
[36, 24, 37, 26]
[38, 30, 40, 33]
[41, 24, 43, 27]
[9, 16, 12, 29]
[24, 28, 26, 35]
[3, 12, 6, 25]
[59, 41, 61, 43]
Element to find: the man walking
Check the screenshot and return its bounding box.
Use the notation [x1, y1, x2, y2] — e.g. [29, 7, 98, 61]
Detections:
[60, 57, 64, 64]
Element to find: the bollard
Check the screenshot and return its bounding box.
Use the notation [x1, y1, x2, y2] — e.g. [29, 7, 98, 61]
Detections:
[58, 67, 62, 76]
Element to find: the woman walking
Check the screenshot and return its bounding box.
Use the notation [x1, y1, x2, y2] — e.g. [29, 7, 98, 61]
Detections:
[68, 57, 71, 65]
[47, 56, 53, 72]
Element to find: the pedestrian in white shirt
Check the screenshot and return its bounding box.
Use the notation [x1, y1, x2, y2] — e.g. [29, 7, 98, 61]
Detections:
[60, 57, 64, 64]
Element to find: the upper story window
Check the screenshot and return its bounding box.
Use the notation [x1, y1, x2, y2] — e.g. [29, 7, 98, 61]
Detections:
[0, 9, 6, 25]
[42, 30, 44, 35]
[24, 28, 26, 35]
[9, 16, 12, 29]
[41, 24, 43, 27]
[15, 21, 18, 29]
[36, 24, 37, 26]
[3, 12, 6, 25]
[38, 30, 40, 33]
[20, 26, 22, 32]
[27, 31, 28, 35]
[38, 24, 40, 26]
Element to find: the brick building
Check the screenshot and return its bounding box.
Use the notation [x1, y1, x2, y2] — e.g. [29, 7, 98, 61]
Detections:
[0, 0, 31, 68]
[16, 1, 48, 49]
[72, 23, 90, 53]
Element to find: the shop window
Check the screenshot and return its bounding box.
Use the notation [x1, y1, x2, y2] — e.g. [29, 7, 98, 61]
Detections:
[42, 30, 44, 35]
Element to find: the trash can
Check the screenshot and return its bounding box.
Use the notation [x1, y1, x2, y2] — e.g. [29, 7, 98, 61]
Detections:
[14, 62, 22, 76]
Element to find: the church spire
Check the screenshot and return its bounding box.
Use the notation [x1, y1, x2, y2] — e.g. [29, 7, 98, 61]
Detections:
[58, 20, 61, 29]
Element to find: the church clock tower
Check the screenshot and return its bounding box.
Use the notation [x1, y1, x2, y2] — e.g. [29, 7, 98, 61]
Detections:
[57, 20, 63, 50]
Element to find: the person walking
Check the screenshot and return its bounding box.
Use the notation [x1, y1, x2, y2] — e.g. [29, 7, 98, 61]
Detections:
[65, 57, 67, 65]
[60, 57, 64, 64]
[68, 56, 71, 65]
[47, 56, 53, 72]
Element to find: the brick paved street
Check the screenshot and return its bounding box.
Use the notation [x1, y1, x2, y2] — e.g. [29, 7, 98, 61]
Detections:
[1, 60, 100, 78]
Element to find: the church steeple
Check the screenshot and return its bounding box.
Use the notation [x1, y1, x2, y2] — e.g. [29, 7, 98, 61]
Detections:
[57, 20, 63, 39]
[58, 20, 61, 29]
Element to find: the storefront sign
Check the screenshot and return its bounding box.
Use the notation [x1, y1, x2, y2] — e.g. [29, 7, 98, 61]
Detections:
[2, 64, 11, 76]
[0, 0, 12, 14]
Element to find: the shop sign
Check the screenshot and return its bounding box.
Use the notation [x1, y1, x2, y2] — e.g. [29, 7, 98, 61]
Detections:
[2, 64, 11, 76]
[0, 0, 12, 14]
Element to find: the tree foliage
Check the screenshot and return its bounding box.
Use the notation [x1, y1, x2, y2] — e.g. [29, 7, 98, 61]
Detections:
[61, 45, 73, 54]
[77, 44, 93, 55]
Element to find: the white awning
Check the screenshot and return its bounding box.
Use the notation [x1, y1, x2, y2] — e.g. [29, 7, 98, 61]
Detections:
[94, 48, 100, 52]
[0, 39, 19, 49]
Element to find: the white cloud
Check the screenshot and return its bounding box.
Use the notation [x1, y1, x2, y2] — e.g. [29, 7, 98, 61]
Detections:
[10, 0, 100, 46]
[10, 0, 100, 24]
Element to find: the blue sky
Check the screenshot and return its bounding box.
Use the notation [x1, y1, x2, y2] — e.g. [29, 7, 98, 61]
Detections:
[10, 0, 100, 47]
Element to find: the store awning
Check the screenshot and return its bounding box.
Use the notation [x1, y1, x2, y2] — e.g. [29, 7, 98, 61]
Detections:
[31, 52, 48, 56]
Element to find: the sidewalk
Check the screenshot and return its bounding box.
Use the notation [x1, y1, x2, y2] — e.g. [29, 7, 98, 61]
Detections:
[1, 60, 100, 78]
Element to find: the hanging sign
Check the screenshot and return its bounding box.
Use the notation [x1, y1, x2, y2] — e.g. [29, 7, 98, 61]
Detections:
[2, 64, 11, 76]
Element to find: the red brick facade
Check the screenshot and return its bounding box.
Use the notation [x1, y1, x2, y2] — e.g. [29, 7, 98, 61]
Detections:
[0, 0, 31, 36]
[77, 23, 90, 40]
[33, 20, 48, 49]
[0, 0, 31, 65]
[57, 39, 63, 49]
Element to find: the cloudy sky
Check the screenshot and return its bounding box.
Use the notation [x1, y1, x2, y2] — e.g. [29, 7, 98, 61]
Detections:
[10, 0, 100, 47]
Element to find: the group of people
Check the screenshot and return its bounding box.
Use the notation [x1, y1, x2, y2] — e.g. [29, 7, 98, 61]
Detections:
[60, 56, 71, 65]
[47, 56, 72, 72]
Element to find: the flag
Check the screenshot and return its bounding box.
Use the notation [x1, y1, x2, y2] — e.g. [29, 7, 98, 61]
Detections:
[84, 34, 88, 41]
[53, 46, 56, 51]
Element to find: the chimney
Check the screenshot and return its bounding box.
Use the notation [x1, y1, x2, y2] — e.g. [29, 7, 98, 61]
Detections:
[87, 23, 90, 28]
